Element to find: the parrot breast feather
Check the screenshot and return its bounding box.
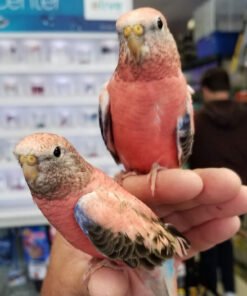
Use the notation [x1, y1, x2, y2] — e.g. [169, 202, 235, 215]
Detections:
[74, 189, 190, 270]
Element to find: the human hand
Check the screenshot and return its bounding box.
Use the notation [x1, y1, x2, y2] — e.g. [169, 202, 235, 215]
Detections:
[41, 168, 247, 296]
[123, 168, 246, 258]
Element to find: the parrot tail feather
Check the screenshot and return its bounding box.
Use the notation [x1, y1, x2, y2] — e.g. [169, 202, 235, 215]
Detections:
[163, 223, 190, 258]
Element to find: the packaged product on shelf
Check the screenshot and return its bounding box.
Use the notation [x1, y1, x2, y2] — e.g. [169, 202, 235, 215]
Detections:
[0, 171, 7, 192]
[68, 136, 104, 158]
[28, 76, 46, 96]
[21, 227, 50, 281]
[0, 139, 8, 163]
[82, 134, 100, 157]
[7, 229, 27, 288]
[0, 230, 13, 266]
[22, 40, 45, 64]
[0, 107, 21, 129]
[2, 76, 20, 97]
[74, 41, 94, 64]
[32, 108, 50, 129]
[54, 107, 76, 128]
[81, 106, 98, 126]
[53, 76, 74, 96]
[75, 108, 89, 127]
[49, 40, 70, 64]
[2, 139, 18, 163]
[99, 40, 118, 63]
[82, 76, 97, 95]
[0, 40, 19, 64]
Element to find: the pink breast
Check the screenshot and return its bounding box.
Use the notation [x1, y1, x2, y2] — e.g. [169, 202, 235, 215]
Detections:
[35, 196, 102, 258]
[109, 74, 187, 172]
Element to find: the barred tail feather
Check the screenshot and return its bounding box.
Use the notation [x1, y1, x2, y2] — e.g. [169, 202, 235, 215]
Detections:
[164, 223, 190, 257]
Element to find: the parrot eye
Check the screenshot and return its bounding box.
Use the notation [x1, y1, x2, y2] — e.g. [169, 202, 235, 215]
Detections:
[157, 18, 163, 30]
[53, 146, 61, 158]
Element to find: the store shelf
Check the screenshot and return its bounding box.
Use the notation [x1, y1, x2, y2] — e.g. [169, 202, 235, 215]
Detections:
[0, 188, 47, 229]
[0, 190, 30, 201]
[0, 29, 118, 230]
[0, 206, 48, 228]
[0, 64, 116, 74]
[0, 96, 98, 107]
[0, 126, 99, 139]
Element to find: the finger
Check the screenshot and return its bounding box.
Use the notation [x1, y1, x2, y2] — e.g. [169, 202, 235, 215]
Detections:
[154, 168, 242, 216]
[88, 267, 129, 296]
[164, 186, 247, 232]
[122, 169, 203, 206]
[42, 233, 92, 296]
[194, 168, 241, 204]
[184, 216, 240, 259]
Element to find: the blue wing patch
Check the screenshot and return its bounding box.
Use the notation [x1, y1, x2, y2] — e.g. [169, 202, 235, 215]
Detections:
[177, 111, 193, 165]
[74, 203, 93, 237]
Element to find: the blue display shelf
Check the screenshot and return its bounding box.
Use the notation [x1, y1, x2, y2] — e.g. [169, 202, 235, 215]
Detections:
[196, 32, 239, 59]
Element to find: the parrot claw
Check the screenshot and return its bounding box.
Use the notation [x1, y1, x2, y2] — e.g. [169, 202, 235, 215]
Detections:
[148, 164, 167, 197]
[83, 258, 124, 294]
[114, 170, 138, 185]
[115, 165, 167, 198]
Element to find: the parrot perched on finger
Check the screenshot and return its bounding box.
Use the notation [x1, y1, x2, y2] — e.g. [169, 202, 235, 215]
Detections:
[14, 132, 190, 272]
[99, 7, 194, 190]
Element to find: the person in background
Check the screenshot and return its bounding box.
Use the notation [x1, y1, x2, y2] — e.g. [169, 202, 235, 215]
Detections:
[189, 67, 247, 296]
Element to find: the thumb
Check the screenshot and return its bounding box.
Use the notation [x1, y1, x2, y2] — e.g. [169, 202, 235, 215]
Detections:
[88, 267, 129, 296]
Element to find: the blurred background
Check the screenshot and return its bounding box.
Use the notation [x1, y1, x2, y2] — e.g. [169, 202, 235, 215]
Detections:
[0, 0, 246, 295]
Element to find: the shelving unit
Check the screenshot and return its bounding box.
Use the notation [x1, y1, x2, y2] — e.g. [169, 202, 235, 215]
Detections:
[0, 127, 100, 138]
[0, 64, 116, 74]
[0, 33, 119, 229]
[0, 96, 98, 106]
[0, 206, 47, 228]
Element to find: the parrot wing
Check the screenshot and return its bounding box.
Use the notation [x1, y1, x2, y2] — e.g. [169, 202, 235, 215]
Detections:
[74, 188, 190, 270]
[99, 82, 120, 164]
[177, 85, 194, 165]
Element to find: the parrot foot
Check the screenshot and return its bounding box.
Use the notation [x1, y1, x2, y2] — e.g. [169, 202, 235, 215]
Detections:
[84, 258, 121, 281]
[148, 164, 167, 197]
[83, 258, 121, 285]
[84, 258, 170, 296]
[114, 170, 138, 186]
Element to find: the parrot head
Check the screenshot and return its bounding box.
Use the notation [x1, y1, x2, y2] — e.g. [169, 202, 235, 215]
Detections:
[116, 7, 180, 80]
[14, 133, 92, 200]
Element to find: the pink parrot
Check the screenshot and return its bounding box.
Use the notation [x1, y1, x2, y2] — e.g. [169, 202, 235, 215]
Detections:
[14, 133, 190, 272]
[99, 7, 194, 191]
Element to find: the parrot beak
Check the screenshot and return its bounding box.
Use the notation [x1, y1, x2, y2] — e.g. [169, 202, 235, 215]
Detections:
[18, 154, 39, 182]
[127, 35, 144, 63]
[123, 24, 145, 63]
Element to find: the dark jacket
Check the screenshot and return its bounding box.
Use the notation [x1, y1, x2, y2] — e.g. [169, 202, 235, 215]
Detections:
[189, 100, 247, 185]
